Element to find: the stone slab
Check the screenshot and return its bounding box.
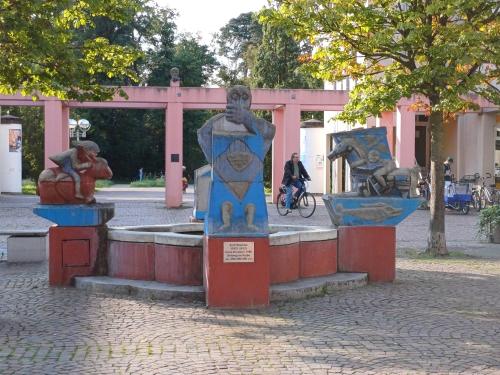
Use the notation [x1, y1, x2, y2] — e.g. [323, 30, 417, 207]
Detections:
[73, 272, 367, 303]
[7, 235, 48, 262]
[34, 203, 115, 226]
[270, 272, 367, 301]
[74, 276, 205, 301]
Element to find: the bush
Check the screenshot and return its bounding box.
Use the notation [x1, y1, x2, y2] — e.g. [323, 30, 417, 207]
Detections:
[478, 205, 500, 236]
[129, 178, 165, 187]
[95, 179, 114, 189]
[22, 179, 37, 195]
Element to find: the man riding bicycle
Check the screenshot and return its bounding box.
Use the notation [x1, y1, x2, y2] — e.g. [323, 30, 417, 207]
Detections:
[281, 152, 311, 213]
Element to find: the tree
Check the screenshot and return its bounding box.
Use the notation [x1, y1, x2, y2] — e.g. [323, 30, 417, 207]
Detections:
[252, 23, 321, 89]
[214, 12, 263, 86]
[262, 0, 499, 255]
[0, 0, 143, 101]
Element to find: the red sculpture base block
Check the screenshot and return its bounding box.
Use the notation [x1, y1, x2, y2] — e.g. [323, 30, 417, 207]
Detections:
[49, 226, 100, 286]
[204, 236, 270, 309]
[337, 226, 395, 282]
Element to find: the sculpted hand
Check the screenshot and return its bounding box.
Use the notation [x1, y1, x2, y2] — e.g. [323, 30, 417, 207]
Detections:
[226, 103, 253, 129]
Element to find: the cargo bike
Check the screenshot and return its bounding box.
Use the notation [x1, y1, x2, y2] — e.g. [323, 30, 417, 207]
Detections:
[444, 181, 472, 215]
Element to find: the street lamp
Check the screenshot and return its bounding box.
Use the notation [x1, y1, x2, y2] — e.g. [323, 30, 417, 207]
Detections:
[69, 118, 91, 142]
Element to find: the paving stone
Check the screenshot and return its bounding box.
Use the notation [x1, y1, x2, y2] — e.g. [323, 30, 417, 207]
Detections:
[1, 189, 499, 374]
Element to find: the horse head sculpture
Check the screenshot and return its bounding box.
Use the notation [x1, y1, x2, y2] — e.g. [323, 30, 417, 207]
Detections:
[38, 157, 112, 204]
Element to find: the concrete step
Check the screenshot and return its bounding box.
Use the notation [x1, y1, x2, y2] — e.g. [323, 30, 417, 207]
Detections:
[270, 272, 368, 301]
[74, 272, 368, 303]
[75, 277, 205, 301]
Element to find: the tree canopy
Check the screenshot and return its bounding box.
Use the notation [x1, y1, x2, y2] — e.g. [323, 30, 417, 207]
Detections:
[8, 3, 219, 180]
[0, 0, 144, 101]
[261, 0, 499, 119]
[261, 0, 499, 255]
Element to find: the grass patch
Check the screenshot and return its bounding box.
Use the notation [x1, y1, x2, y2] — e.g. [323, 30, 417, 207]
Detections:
[400, 248, 475, 260]
[95, 179, 114, 189]
[22, 179, 37, 195]
[129, 178, 165, 187]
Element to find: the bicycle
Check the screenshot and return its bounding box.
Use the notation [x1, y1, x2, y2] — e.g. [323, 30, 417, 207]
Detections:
[276, 179, 316, 218]
[473, 173, 499, 210]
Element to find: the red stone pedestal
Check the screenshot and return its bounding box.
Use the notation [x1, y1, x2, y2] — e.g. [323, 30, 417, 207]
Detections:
[49, 226, 106, 286]
[337, 226, 396, 282]
[204, 237, 270, 308]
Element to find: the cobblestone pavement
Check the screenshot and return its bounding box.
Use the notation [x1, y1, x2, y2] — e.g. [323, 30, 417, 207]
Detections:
[1, 188, 499, 374]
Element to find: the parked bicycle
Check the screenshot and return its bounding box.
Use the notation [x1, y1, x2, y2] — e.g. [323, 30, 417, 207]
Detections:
[417, 171, 430, 209]
[472, 173, 500, 210]
[276, 179, 316, 218]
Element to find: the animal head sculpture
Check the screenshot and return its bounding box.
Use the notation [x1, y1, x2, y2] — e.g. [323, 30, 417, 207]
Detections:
[38, 156, 112, 204]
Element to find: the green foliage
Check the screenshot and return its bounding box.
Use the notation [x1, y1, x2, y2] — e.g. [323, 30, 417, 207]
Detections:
[262, 0, 499, 121]
[95, 179, 114, 188]
[130, 178, 165, 187]
[252, 23, 322, 89]
[262, 0, 499, 254]
[478, 205, 500, 236]
[215, 11, 321, 89]
[21, 179, 37, 195]
[0, 0, 144, 101]
[66, 8, 218, 181]
[215, 12, 263, 86]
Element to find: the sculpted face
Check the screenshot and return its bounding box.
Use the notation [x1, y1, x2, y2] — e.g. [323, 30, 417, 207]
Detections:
[227, 85, 251, 110]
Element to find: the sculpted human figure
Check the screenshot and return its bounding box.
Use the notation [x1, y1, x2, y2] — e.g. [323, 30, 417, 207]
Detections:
[48, 140, 100, 199]
[38, 141, 112, 204]
[198, 86, 275, 235]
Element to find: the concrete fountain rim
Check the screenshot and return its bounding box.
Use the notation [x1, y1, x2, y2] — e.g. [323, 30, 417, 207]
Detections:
[108, 223, 337, 247]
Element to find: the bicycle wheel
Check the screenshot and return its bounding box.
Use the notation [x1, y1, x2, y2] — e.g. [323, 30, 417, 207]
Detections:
[298, 192, 316, 218]
[461, 203, 470, 215]
[276, 192, 289, 216]
[472, 191, 482, 211]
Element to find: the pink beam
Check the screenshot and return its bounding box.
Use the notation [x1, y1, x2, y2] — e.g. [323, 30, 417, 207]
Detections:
[165, 102, 183, 208]
[43, 100, 69, 168]
[0, 88, 350, 108]
[396, 105, 416, 168]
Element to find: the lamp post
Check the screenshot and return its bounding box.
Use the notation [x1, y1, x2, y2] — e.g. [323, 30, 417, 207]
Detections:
[68, 118, 91, 142]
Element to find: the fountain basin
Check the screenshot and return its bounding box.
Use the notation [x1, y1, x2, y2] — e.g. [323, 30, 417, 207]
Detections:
[107, 223, 338, 286]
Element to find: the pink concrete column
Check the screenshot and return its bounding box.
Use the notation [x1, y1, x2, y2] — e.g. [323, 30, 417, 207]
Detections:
[165, 102, 183, 208]
[44, 100, 69, 168]
[379, 111, 395, 156]
[271, 104, 301, 202]
[396, 105, 416, 167]
[272, 107, 285, 201]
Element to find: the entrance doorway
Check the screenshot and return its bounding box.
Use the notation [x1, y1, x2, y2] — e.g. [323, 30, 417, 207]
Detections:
[415, 126, 427, 168]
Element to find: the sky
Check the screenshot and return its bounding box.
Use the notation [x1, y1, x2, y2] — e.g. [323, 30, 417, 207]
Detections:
[155, 0, 269, 45]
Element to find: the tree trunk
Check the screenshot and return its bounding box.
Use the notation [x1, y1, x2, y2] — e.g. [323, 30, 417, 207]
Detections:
[426, 105, 448, 256]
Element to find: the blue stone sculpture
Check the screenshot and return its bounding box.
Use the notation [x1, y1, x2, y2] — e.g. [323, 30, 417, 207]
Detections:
[324, 127, 422, 226]
[197, 86, 275, 237]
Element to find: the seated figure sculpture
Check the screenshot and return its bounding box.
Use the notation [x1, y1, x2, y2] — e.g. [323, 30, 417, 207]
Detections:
[38, 141, 112, 204]
[198, 85, 275, 236]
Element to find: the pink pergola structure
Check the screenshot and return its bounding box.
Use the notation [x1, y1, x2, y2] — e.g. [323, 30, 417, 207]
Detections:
[0, 81, 352, 207]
